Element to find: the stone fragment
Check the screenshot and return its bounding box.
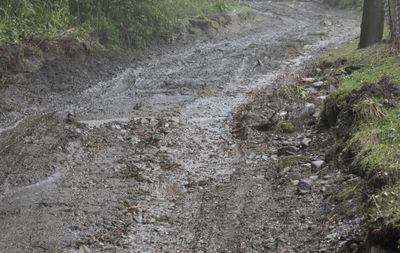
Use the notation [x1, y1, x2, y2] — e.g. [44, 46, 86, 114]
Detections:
[301, 138, 312, 147]
[277, 146, 299, 156]
[312, 81, 324, 88]
[298, 179, 313, 193]
[311, 160, 324, 169]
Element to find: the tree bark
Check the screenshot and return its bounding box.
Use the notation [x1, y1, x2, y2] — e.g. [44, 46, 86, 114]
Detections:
[359, 0, 385, 48]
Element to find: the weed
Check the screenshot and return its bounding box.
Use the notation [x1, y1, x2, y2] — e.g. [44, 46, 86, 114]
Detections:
[278, 83, 309, 101]
[275, 120, 295, 133]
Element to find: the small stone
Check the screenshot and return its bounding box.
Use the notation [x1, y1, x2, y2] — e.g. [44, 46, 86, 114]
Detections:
[277, 146, 299, 156]
[305, 103, 315, 109]
[298, 179, 313, 193]
[304, 163, 312, 169]
[323, 175, 332, 180]
[301, 77, 316, 83]
[262, 155, 268, 161]
[312, 81, 324, 88]
[79, 245, 91, 253]
[349, 243, 358, 250]
[270, 154, 278, 161]
[309, 175, 319, 180]
[311, 160, 324, 169]
[301, 138, 312, 147]
[170, 117, 180, 123]
[279, 111, 288, 117]
[279, 167, 290, 177]
[306, 87, 318, 94]
[292, 180, 300, 186]
[312, 110, 320, 118]
[317, 95, 328, 100]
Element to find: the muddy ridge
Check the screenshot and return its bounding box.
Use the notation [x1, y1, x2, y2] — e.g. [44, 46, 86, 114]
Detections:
[0, 2, 361, 252]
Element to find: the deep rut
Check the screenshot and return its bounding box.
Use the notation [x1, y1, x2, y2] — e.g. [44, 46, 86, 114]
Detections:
[0, 2, 360, 252]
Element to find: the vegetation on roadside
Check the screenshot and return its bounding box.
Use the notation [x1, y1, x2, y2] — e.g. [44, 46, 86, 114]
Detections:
[318, 39, 400, 251]
[0, 0, 247, 48]
[322, 0, 363, 8]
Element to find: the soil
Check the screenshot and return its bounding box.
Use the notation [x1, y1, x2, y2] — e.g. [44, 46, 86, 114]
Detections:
[0, 1, 366, 252]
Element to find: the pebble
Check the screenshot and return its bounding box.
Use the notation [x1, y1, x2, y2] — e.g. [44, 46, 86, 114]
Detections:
[309, 175, 319, 180]
[298, 179, 313, 193]
[312, 81, 324, 88]
[305, 103, 315, 109]
[170, 117, 180, 123]
[306, 87, 318, 94]
[279, 111, 288, 117]
[317, 95, 328, 100]
[277, 146, 299, 156]
[349, 243, 358, 250]
[304, 163, 312, 169]
[79, 245, 91, 253]
[311, 160, 324, 169]
[292, 180, 300, 186]
[301, 138, 312, 147]
[262, 155, 268, 161]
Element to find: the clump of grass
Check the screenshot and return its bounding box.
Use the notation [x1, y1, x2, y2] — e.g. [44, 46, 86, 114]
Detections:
[319, 41, 400, 128]
[275, 120, 295, 133]
[368, 183, 400, 250]
[0, 0, 246, 48]
[353, 98, 386, 121]
[278, 83, 308, 101]
[318, 35, 400, 250]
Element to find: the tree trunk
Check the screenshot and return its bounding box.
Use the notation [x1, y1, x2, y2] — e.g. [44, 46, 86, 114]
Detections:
[359, 0, 385, 48]
[388, 0, 400, 48]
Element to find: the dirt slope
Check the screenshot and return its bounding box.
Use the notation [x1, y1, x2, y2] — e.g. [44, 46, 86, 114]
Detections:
[0, 2, 361, 252]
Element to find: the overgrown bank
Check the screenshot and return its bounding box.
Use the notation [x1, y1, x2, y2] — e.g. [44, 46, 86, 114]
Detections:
[317, 40, 400, 251]
[0, 0, 248, 48]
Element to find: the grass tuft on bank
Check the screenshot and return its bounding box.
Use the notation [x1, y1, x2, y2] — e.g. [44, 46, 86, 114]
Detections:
[318, 40, 400, 251]
[0, 0, 247, 49]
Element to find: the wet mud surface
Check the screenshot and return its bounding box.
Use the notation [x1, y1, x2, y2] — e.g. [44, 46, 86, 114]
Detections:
[0, 2, 361, 252]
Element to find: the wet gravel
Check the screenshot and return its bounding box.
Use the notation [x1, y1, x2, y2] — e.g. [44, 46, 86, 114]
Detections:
[0, 1, 361, 252]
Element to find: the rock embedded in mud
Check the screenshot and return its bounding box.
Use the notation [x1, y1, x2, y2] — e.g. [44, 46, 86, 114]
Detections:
[311, 160, 324, 169]
[169, 117, 180, 123]
[301, 138, 312, 147]
[298, 179, 313, 193]
[277, 146, 299, 156]
[312, 81, 324, 88]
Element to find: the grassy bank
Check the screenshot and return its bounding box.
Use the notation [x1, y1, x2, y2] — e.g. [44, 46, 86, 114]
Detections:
[0, 0, 248, 49]
[317, 39, 400, 250]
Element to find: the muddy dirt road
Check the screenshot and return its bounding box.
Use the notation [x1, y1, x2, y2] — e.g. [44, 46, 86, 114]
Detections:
[0, 2, 360, 252]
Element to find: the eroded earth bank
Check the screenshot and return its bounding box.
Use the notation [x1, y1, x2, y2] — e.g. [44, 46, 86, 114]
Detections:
[0, 2, 361, 252]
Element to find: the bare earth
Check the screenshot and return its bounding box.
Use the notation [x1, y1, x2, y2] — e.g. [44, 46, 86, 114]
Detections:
[0, 2, 362, 252]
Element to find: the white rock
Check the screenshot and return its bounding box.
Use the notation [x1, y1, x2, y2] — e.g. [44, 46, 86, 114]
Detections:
[311, 160, 324, 169]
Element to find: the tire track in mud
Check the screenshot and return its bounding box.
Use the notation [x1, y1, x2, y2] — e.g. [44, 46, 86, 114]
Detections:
[0, 2, 360, 252]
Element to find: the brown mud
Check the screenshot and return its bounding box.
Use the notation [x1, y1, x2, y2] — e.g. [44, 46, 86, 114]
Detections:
[0, 1, 362, 252]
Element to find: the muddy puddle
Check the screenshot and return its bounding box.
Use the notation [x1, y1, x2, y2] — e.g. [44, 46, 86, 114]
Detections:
[0, 1, 361, 252]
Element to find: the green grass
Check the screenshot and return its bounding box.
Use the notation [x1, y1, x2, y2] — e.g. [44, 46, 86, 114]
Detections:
[318, 36, 400, 250]
[319, 39, 400, 127]
[0, 0, 244, 48]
